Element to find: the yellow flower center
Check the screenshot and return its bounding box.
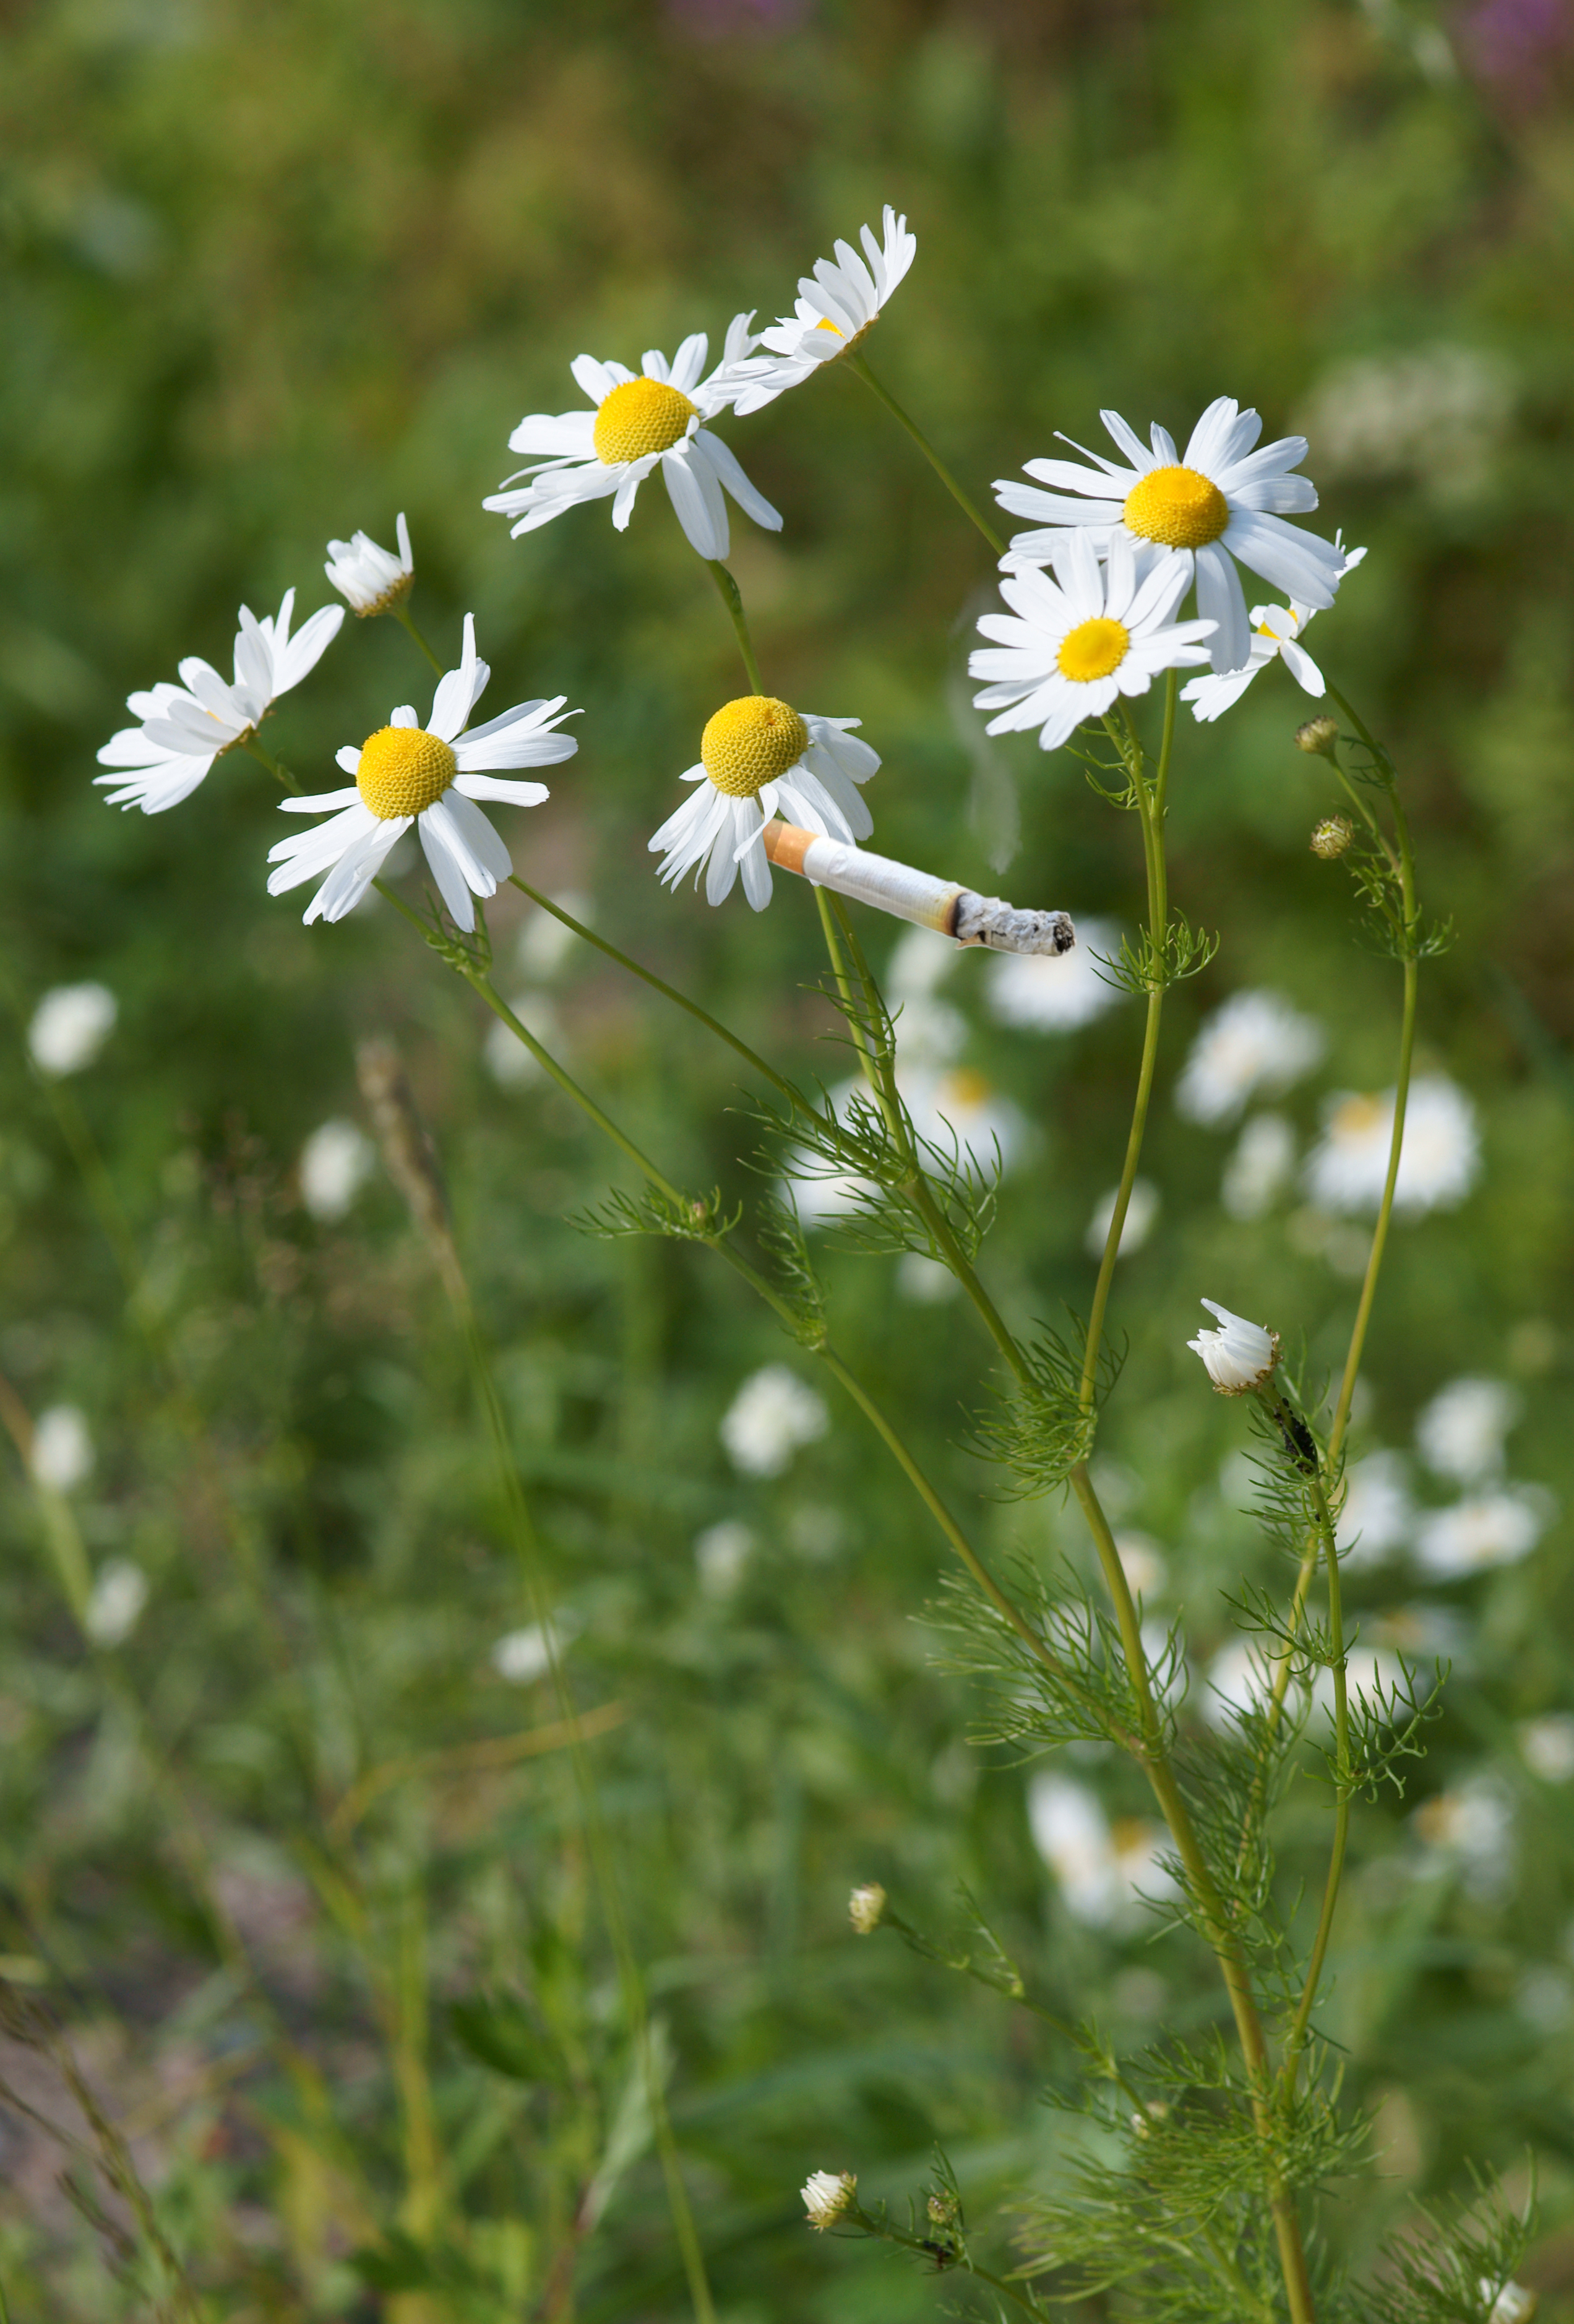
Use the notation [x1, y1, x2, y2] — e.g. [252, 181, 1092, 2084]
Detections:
[940, 1068, 993, 1112]
[1331, 1094, 1385, 1140]
[1122, 463, 1230, 549]
[700, 696, 809, 798]
[356, 725, 458, 820]
[593, 377, 698, 467]
[814, 317, 844, 337]
[1057, 616, 1130, 682]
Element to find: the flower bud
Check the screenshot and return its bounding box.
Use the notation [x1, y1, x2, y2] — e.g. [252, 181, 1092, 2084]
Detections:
[848, 1882, 886, 1935]
[1295, 715, 1340, 759]
[1486, 2284, 1537, 2324]
[1187, 1299, 1279, 1395]
[802, 2169, 856, 2231]
[927, 2188, 960, 2228]
[1310, 814, 1354, 859]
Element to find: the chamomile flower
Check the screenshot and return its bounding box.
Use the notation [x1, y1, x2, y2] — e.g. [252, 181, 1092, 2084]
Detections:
[994, 398, 1346, 673]
[1304, 1075, 1481, 1216]
[1182, 543, 1367, 721]
[969, 533, 1214, 752]
[649, 695, 878, 910]
[266, 616, 577, 930]
[723, 206, 917, 415]
[483, 317, 781, 562]
[96, 590, 343, 814]
[325, 512, 414, 616]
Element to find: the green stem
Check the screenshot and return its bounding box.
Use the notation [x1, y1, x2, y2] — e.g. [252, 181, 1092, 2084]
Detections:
[846, 353, 1006, 556]
[1277, 1453, 1349, 2089]
[705, 561, 765, 694]
[817, 893, 1033, 1392]
[240, 734, 301, 794]
[394, 602, 445, 676]
[507, 876, 801, 1109]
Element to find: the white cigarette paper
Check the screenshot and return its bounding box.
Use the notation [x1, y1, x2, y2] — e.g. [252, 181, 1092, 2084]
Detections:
[762, 823, 1074, 957]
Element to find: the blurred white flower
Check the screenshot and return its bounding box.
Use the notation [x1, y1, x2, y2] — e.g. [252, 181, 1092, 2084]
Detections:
[1414, 1487, 1550, 1578]
[897, 1252, 958, 1303]
[1180, 540, 1367, 720]
[721, 1366, 828, 1478]
[888, 994, 968, 1070]
[1335, 1451, 1415, 1568]
[299, 1120, 374, 1221]
[1414, 1775, 1514, 1899]
[1086, 1177, 1159, 1260]
[1312, 1643, 1408, 1727]
[97, 587, 344, 814]
[491, 1611, 581, 1685]
[725, 205, 916, 415]
[1520, 1715, 1574, 1784]
[848, 1882, 886, 1935]
[1203, 1637, 1275, 1731]
[1304, 1076, 1480, 1216]
[84, 1559, 148, 1648]
[516, 892, 593, 981]
[27, 983, 118, 1077]
[801, 2168, 857, 2231]
[886, 924, 954, 1000]
[1299, 346, 1514, 491]
[30, 1405, 93, 1493]
[1175, 991, 1325, 1127]
[324, 512, 413, 616]
[1415, 1375, 1520, 1483]
[694, 1519, 754, 1596]
[1116, 1534, 1168, 1599]
[1221, 1112, 1297, 1220]
[1484, 2281, 1537, 2324]
[484, 993, 562, 1090]
[1366, 1602, 1470, 1664]
[1027, 1773, 1175, 1927]
[905, 1065, 1026, 1171]
[986, 916, 1125, 1033]
[1187, 1299, 1276, 1394]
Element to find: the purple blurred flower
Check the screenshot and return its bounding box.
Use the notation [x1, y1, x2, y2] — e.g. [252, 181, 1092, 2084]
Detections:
[1458, 0, 1572, 92]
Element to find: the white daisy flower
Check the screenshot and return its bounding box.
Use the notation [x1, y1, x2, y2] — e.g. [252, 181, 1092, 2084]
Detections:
[325, 512, 415, 616]
[723, 206, 917, 416]
[801, 2169, 857, 2231]
[483, 317, 781, 562]
[265, 614, 577, 931]
[84, 1559, 149, 1650]
[649, 694, 878, 911]
[1186, 1299, 1278, 1394]
[969, 533, 1215, 752]
[1335, 1450, 1416, 1567]
[1221, 1113, 1297, 1220]
[994, 398, 1347, 673]
[95, 589, 344, 814]
[1086, 1177, 1160, 1260]
[1182, 543, 1367, 721]
[31, 1404, 94, 1494]
[298, 1121, 374, 1221]
[1027, 1773, 1175, 1929]
[1174, 989, 1327, 1126]
[1303, 1075, 1481, 1216]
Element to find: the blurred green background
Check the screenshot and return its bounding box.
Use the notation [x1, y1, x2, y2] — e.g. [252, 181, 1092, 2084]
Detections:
[3, 0, 1574, 2314]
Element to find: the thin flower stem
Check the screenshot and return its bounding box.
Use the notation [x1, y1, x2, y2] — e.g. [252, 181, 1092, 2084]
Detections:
[397, 904, 1124, 1748]
[1065, 685, 1316, 2324]
[1277, 1455, 1350, 2088]
[507, 876, 802, 1109]
[439, 1251, 718, 2324]
[822, 893, 1033, 1391]
[846, 353, 1006, 556]
[239, 734, 301, 794]
[394, 602, 445, 676]
[705, 560, 765, 694]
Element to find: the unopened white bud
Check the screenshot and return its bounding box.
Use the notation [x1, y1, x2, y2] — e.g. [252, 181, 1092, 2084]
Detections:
[848, 1882, 886, 1935]
[324, 513, 415, 616]
[802, 2168, 856, 2230]
[1187, 1299, 1278, 1395]
[1486, 2283, 1537, 2324]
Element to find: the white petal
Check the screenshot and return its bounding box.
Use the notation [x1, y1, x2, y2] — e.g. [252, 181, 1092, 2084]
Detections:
[662, 444, 727, 560]
[1194, 543, 1250, 672]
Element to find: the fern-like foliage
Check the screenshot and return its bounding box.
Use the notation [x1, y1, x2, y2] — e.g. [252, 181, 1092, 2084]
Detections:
[970, 1320, 1122, 1499]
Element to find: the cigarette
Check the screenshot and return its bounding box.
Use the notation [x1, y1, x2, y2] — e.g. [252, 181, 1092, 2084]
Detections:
[761, 822, 1074, 957]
